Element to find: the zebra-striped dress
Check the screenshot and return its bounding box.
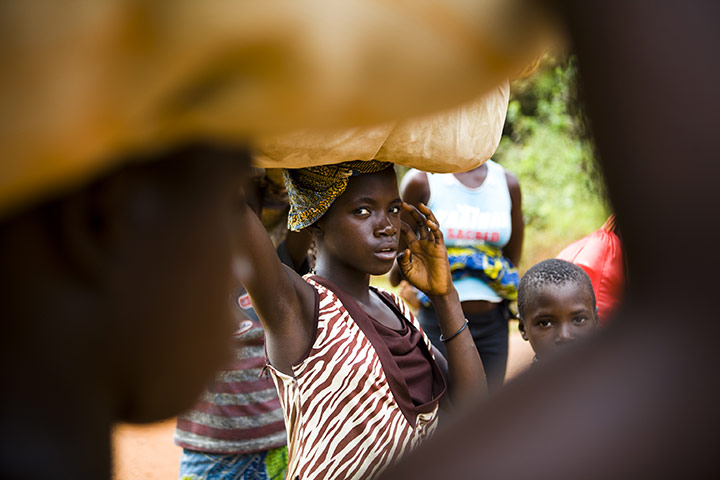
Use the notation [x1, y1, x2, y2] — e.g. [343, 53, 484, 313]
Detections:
[265, 275, 446, 480]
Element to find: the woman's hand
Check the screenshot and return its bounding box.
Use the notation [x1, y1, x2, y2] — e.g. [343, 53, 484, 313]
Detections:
[399, 202, 487, 405]
[397, 202, 454, 298]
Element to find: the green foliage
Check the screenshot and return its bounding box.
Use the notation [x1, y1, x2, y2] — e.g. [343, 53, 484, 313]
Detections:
[494, 54, 610, 272]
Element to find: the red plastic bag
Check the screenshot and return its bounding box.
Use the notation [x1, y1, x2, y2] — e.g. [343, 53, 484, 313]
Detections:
[556, 215, 624, 325]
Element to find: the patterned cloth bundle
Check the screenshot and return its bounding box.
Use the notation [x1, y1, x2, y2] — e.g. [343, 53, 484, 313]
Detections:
[418, 244, 519, 306]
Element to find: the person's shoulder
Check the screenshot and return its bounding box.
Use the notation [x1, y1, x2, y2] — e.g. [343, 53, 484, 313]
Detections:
[400, 169, 428, 189]
[400, 169, 430, 202]
[503, 169, 520, 192]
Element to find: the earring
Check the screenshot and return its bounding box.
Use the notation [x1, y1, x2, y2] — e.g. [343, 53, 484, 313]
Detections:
[309, 238, 317, 275]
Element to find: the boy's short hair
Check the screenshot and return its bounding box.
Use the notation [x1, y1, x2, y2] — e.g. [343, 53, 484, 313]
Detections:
[518, 259, 596, 318]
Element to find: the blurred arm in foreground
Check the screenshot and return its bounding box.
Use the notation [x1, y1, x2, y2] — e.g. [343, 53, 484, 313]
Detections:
[381, 1, 720, 478]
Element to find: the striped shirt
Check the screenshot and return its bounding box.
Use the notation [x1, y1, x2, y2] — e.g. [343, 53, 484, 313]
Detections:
[266, 275, 446, 480]
[174, 292, 287, 454]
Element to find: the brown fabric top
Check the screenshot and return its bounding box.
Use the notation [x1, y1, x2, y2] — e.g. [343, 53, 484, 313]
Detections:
[371, 313, 435, 406]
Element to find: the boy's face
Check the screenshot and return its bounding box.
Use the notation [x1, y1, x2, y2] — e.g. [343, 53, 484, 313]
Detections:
[518, 281, 598, 360]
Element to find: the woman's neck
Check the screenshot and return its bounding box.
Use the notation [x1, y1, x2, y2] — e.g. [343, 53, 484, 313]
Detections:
[453, 163, 488, 189]
[313, 260, 372, 304]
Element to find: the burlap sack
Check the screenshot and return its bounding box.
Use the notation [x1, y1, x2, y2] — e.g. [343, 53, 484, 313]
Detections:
[0, 0, 552, 218]
[377, 81, 510, 172]
[254, 81, 509, 173]
[253, 124, 395, 171]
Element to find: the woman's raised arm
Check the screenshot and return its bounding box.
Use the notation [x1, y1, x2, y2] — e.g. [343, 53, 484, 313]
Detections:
[238, 200, 316, 374]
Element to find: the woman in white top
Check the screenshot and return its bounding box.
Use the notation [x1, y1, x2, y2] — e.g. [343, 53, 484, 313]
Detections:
[391, 161, 524, 392]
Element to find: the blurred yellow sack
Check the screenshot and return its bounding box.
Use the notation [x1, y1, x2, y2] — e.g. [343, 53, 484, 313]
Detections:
[0, 0, 553, 218]
[377, 81, 509, 172]
[254, 125, 396, 171]
[255, 81, 509, 172]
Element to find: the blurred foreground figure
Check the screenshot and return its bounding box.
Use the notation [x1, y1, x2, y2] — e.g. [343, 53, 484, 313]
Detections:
[0, 0, 552, 219]
[0, 145, 252, 479]
[382, 1, 720, 478]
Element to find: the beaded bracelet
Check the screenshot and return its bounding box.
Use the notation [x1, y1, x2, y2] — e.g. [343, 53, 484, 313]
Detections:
[439, 319, 469, 343]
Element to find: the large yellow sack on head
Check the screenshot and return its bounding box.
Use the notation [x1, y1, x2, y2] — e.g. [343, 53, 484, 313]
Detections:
[254, 81, 509, 173]
[376, 81, 509, 172]
[0, 0, 553, 218]
[253, 125, 395, 170]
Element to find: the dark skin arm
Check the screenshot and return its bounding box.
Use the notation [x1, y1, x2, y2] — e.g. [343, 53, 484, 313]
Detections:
[399, 202, 486, 404]
[283, 228, 313, 272]
[238, 200, 316, 375]
[393, 171, 477, 403]
[503, 170, 523, 267]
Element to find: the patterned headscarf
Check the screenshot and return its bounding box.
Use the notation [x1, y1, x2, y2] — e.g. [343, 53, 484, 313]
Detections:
[283, 160, 393, 231]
